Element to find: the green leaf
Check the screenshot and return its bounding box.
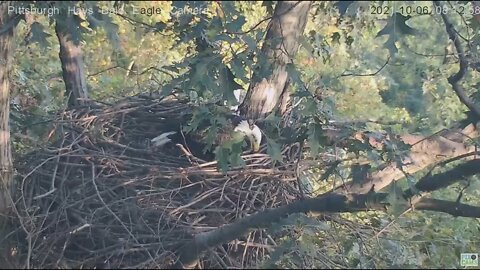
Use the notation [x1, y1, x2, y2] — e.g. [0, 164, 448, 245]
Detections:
[209, 16, 224, 32]
[204, 126, 218, 151]
[405, 174, 420, 196]
[267, 138, 283, 162]
[56, 12, 90, 46]
[264, 113, 282, 126]
[87, 5, 121, 51]
[352, 164, 371, 184]
[190, 55, 219, 88]
[161, 75, 187, 96]
[172, 1, 207, 10]
[298, 35, 315, 58]
[285, 63, 304, 87]
[218, 65, 241, 104]
[102, 19, 121, 52]
[254, 52, 274, 79]
[215, 34, 237, 44]
[220, 1, 237, 18]
[225, 131, 246, 148]
[377, 13, 418, 37]
[242, 35, 257, 49]
[226, 15, 246, 33]
[215, 132, 246, 173]
[385, 182, 408, 217]
[319, 160, 341, 181]
[262, 1, 275, 15]
[183, 106, 210, 134]
[161, 65, 180, 74]
[307, 123, 323, 156]
[230, 56, 248, 82]
[376, 13, 419, 57]
[229, 141, 246, 166]
[28, 22, 52, 48]
[215, 146, 230, 173]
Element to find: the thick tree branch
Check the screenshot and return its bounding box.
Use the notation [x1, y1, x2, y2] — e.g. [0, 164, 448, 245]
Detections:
[404, 158, 480, 198]
[415, 198, 480, 217]
[172, 192, 385, 268]
[332, 123, 478, 195]
[434, 1, 480, 119]
[398, 157, 480, 219]
[172, 165, 480, 269]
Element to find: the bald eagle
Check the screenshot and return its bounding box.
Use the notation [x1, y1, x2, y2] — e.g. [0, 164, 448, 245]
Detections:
[150, 107, 262, 160]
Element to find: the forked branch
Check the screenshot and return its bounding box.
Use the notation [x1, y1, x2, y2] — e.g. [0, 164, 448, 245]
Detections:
[434, 1, 480, 119]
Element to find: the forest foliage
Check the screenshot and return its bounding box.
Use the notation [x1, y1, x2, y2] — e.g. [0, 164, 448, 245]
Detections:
[5, 0, 480, 268]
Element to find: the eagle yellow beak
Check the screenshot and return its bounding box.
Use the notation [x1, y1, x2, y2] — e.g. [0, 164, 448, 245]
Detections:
[250, 137, 260, 152]
[234, 120, 262, 152]
[249, 123, 262, 152]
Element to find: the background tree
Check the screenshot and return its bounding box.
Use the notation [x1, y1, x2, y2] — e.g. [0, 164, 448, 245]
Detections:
[54, 5, 89, 107]
[0, 1, 16, 214]
[239, 1, 312, 120]
[3, 1, 480, 269]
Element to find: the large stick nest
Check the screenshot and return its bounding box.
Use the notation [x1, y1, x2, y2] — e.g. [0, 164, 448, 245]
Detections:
[12, 94, 304, 269]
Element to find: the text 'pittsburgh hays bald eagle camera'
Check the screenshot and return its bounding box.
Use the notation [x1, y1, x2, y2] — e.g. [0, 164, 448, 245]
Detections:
[150, 89, 263, 161]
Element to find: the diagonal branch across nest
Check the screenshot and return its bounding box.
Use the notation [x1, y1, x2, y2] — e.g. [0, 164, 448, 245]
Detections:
[12, 94, 304, 269]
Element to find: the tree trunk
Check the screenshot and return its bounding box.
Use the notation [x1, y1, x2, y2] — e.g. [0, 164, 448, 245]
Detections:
[239, 1, 311, 120]
[0, 1, 15, 214]
[55, 15, 88, 107]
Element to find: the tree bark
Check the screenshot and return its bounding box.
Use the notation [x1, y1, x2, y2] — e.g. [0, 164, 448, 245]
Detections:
[55, 14, 88, 107]
[0, 1, 15, 213]
[325, 123, 479, 195]
[239, 1, 311, 120]
[172, 157, 480, 269]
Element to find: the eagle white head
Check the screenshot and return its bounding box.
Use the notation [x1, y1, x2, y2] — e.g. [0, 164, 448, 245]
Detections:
[234, 120, 262, 152]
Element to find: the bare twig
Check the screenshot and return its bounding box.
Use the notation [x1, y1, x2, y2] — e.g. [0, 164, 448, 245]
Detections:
[338, 57, 390, 78]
